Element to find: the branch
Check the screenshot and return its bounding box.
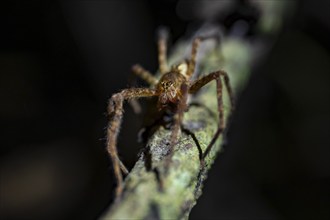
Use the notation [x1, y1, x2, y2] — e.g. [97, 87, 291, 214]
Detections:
[101, 34, 252, 220]
[98, 1, 293, 217]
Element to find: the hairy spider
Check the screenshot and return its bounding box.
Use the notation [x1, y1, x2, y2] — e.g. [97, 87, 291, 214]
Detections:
[106, 29, 234, 198]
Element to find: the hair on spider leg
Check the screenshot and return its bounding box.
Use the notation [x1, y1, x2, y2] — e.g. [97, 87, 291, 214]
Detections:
[99, 137, 107, 142]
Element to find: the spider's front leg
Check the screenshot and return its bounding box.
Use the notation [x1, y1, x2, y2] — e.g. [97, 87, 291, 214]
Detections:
[189, 70, 234, 164]
[165, 83, 189, 170]
[106, 88, 157, 198]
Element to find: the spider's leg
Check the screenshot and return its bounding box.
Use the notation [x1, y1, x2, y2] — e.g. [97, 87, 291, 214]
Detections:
[106, 88, 157, 198]
[165, 83, 189, 170]
[187, 34, 223, 78]
[187, 37, 201, 78]
[181, 126, 203, 162]
[189, 70, 234, 164]
[119, 160, 129, 175]
[127, 65, 158, 114]
[131, 64, 158, 86]
[157, 27, 169, 74]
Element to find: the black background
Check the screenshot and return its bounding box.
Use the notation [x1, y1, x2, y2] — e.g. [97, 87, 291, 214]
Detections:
[1, 0, 329, 219]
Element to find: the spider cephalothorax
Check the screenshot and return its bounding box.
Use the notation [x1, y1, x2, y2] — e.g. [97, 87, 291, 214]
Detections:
[156, 63, 188, 110]
[106, 30, 234, 198]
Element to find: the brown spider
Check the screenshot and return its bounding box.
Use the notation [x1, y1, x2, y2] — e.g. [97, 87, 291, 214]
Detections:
[106, 29, 234, 198]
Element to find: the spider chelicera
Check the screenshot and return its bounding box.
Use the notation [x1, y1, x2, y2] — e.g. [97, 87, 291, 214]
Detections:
[106, 29, 234, 197]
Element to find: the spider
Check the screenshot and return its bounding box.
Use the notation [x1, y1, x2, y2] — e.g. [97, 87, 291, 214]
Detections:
[106, 29, 234, 198]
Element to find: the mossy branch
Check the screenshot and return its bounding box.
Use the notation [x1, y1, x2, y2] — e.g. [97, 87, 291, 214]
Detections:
[100, 35, 252, 220]
[99, 1, 291, 218]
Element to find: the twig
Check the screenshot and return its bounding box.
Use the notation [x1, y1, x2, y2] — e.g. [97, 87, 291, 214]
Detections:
[101, 34, 252, 220]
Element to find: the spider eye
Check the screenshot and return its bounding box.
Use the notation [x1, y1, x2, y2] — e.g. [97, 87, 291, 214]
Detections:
[162, 81, 173, 89]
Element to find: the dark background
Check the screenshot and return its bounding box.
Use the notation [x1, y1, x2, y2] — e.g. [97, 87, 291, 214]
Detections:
[1, 0, 329, 219]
